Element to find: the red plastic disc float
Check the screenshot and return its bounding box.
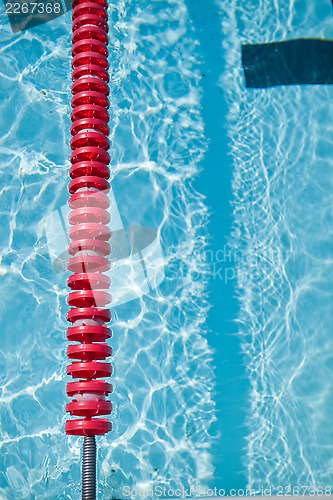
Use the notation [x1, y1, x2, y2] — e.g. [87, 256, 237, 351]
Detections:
[66, 0, 112, 436]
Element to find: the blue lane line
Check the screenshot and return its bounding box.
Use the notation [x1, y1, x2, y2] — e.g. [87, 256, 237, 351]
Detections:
[185, 0, 251, 491]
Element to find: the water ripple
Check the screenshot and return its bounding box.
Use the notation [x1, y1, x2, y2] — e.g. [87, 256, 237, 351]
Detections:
[219, 0, 333, 489]
[0, 1, 215, 498]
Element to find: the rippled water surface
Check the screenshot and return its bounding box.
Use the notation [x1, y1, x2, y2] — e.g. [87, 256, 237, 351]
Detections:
[220, 0, 333, 490]
[0, 1, 216, 498]
[0, 0, 333, 498]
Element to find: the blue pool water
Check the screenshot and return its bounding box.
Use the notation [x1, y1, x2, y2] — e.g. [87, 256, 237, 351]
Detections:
[0, 0, 333, 498]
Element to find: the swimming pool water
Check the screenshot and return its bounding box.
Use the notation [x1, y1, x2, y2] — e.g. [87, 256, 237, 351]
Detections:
[0, 0, 333, 498]
[220, 0, 333, 491]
